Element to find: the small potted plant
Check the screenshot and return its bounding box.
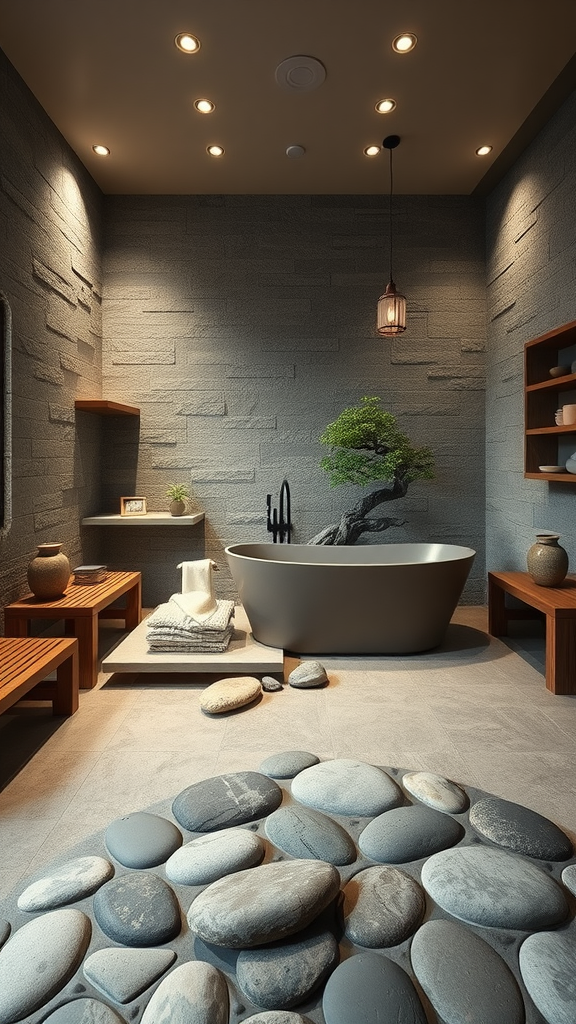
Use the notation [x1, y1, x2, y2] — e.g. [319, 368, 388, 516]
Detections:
[166, 482, 190, 517]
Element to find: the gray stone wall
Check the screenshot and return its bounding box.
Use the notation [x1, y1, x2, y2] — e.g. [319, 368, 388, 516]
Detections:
[485, 88, 576, 573]
[0, 49, 104, 622]
[102, 194, 486, 604]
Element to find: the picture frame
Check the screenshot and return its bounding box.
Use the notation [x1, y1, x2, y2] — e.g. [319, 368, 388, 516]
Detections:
[120, 496, 147, 516]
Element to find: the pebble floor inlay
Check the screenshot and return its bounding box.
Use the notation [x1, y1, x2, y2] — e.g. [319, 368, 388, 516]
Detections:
[1, 756, 576, 1023]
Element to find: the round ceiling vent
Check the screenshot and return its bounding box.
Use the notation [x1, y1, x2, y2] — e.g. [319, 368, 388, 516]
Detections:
[286, 145, 306, 159]
[275, 56, 326, 93]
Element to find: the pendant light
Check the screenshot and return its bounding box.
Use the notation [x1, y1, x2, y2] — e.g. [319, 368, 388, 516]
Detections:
[377, 135, 406, 336]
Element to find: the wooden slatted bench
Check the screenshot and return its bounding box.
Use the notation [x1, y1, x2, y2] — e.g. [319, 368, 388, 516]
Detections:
[0, 637, 79, 716]
[4, 570, 141, 689]
[488, 570, 576, 695]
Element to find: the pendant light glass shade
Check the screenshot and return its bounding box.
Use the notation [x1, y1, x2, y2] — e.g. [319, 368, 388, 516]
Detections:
[377, 135, 406, 337]
[377, 279, 406, 335]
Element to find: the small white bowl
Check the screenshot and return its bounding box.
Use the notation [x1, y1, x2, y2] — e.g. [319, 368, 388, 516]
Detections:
[539, 465, 564, 473]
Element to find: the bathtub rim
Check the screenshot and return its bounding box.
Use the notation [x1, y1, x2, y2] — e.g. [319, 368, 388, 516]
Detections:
[225, 541, 476, 568]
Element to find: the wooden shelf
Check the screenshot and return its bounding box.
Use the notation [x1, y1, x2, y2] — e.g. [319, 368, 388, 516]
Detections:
[524, 321, 576, 481]
[75, 400, 140, 416]
[82, 512, 204, 526]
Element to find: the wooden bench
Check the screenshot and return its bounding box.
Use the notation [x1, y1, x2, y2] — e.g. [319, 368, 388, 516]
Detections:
[0, 637, 79, 716]
[4, 571, 141, 689]
[488, 570, 576, 695]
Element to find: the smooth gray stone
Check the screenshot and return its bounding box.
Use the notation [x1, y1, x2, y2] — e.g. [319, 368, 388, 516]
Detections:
[288, 661, 328, 688]
[242, 1014, 309, 1024]
[259, 750, 320, 778]
[42, 998, 125, 1023]
[0, 920, 10, 949]
[17, 855, 114, 912]
[343, 866, 425, 947]
[0, 908, 91, 1024]
[265, 805, 356, 865]
[402, 771, 468, 813]
[83, 947, 176, 1003]
[105, 811, 182, 868]
[261, 676, 284, 693]
[165, 827, 265, 885]
[291, 759, 402, 816]
[140, 961, 228, 1024]
[561, 863, 576, 895]
[322, 951, 427, 1024]
[187, 859, 340, 948]
[519, 929, 576, 1024]
[469, 796, 573, 860]
[411, 919, 524, 1024]
[422, 846, 569, 929]
[237, 927, 338, 1009]
[358, 805, 464, 863]
[93, 872, 181, 947]
[172, 771, 283, 832]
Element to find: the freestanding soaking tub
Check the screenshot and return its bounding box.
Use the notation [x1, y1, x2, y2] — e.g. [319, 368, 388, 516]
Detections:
[225, 542, 475, 655]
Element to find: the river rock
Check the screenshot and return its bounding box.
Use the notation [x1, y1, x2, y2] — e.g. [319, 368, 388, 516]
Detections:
[105, 811, 182, 868]
[561, 863, 576, 895]
[358, 805, 464, 863]
[0, 908, 91, 1023]
[187, 859, 340, 948]
[288, 662, 328, 688]
[402, 771, 468, 813]
[42, 998, 125, 1023]
[259, 750, 320, 778]
[83, 947, 176, 1003]
[265, 805, 356, 865]
[172, 771, 283, 831]
[261, 676, 284, 693]
[93, 872, 181, 946]
[243, 1015, 309, 1023]
[0, 921, 10, 949]
[421, 846, 568, 929]
[411, 919, 524, 1024]
[322, 951, 427, 1024]
[519, 929, 576, 1024]
[200, 675, 261, 713]
[343, 866, 425, 947]
[469, 796, 573, 860]
[141, 961, 228, 1024]
[237, 926, 339, 1008]
[165, 827, 265, 885]
[17, 855, 114, 912]
[291, 759, 402, 816]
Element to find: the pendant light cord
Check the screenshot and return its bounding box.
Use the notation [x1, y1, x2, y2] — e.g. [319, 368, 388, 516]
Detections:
[388, 146, 394, 284]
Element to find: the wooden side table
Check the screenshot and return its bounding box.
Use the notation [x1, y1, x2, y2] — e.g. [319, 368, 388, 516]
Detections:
[488, 570, 576, 695]
[0, 637, 79, 715]
[4, 571, 141, 689]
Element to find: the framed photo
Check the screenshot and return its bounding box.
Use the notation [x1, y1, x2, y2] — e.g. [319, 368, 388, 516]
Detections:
[120, 496, 147, 516]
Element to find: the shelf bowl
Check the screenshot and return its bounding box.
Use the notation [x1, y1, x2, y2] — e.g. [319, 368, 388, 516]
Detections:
[549, 365, 571, 377]
[538, 465, 564, 473]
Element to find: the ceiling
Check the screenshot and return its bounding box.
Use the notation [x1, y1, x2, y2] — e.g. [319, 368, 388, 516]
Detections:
[1, 0, 576, 196]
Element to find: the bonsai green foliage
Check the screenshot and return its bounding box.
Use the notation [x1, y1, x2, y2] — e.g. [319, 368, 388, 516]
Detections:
[310, 397, 434, 545]
[320, 396, 434, 487]
[166, 482, 190, 501]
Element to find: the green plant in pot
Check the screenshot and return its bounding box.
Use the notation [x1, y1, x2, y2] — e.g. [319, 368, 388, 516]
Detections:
[309, 396, 434, 544]
[166, 482, 190, 517]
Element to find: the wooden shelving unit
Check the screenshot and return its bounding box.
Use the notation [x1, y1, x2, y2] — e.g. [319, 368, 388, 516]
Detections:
[75, 400, 140, 417]
[524, 320, 576, 481]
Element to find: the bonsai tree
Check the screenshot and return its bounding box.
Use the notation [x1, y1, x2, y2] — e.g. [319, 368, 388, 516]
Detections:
[308, 396, 434, 545]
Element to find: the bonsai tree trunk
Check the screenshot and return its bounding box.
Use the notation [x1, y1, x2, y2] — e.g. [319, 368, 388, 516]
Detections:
[308, 477, 409, 545]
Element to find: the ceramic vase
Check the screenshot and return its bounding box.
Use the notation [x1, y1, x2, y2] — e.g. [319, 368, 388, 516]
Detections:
[169, 499, 186, 517]
[27, 543, 71, 599]
[526, 534, 568, 587]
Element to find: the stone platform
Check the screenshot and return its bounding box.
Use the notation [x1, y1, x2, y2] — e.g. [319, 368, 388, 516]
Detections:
[101, 605, 284, 676]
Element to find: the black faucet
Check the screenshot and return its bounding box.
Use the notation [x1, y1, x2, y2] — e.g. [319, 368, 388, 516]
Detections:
[267, 478, 291, 543]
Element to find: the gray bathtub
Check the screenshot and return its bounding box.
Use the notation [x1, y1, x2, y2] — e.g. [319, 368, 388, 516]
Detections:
[225, 542, 475, 654]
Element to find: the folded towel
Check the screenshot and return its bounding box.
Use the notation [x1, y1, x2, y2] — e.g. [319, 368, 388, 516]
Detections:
[176, 558, 218, 620]
[147, 625, 234, 653]
[146, 597, 234, 634]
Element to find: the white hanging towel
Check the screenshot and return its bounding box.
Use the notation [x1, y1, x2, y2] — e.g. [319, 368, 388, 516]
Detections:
[176, 558, 218, 620]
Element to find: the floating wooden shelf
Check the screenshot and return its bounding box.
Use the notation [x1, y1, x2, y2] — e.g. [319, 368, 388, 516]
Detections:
[75, 400, 140, 416]
[82, 512, 205, 526]
[524, 320, 576, 481]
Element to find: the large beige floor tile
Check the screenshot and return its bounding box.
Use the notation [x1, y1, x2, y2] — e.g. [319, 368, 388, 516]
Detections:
[0, 749, 102, 820]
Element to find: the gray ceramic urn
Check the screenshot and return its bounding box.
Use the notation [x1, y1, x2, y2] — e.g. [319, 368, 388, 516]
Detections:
[526, 534, 569, 587]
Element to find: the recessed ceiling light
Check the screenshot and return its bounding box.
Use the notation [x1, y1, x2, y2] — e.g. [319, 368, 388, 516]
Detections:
[476, 145, 493, 156]
[194, 99, 215, 114]
[376, 98, 396, 114]
[207, 145, 224, 157]
[92, 145, 110, 157]
[392, 33, 417, 53]
[364, 145, 381, 157]
[175, 33, 200, 53]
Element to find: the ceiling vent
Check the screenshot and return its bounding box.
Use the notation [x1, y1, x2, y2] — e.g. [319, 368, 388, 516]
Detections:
[275, 56, 326, 93]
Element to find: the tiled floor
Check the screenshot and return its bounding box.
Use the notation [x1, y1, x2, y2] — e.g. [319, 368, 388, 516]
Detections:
[1, 606, 575, 904]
